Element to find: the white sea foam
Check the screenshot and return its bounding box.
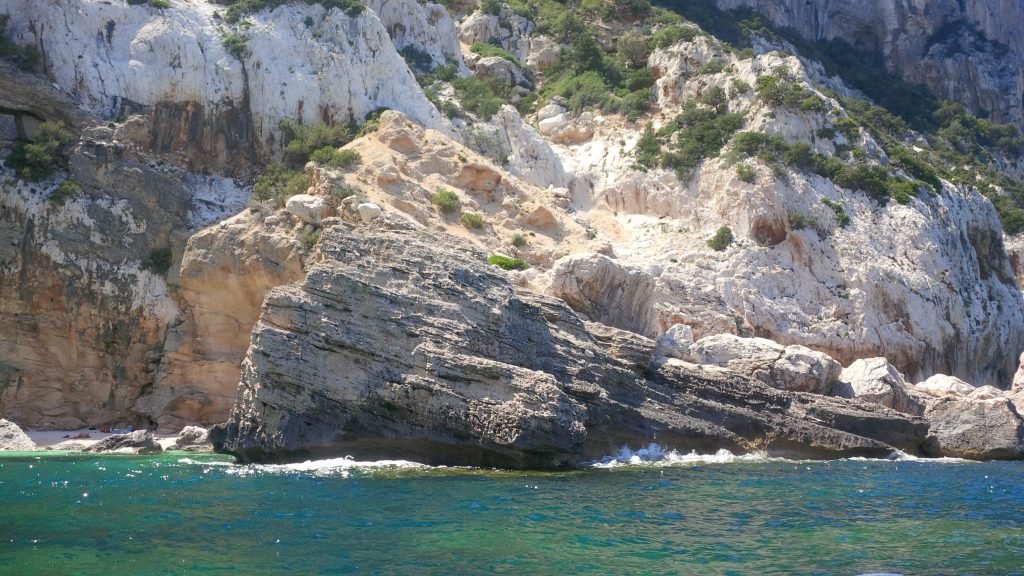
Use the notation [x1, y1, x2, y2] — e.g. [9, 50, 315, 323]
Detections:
[591, 444, 974, 468]
[590, 444, 775, 468]
[212, 456, 431, 478]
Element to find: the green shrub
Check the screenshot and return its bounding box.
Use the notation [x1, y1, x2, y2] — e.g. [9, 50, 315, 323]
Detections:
[487, 254, 529, 270]
[431, 189, 460, 214]
[222, 32, 247, 59]
[279, 120, 355, 168]
[707, 225, 733, 251]
[309, 147, 361, 169]
[213, 0, 364, 24]
[659, 103, 745, 179]
[326, 182, 359, 205]
[816, 127, 836, 140]
[399, 45, 434, 72]
[49, 179, 82, 206]
[253, 162, 310, 206]
[735, 163, 756, 183]
[700, 86, 728, 114]
[652, 24, 699, 49]
[480, 0, 503, 15]
[833, 164, 890, 204]
[729, 78, 751, 98]
[787, 211, 809, 230]
[511, 233, 527, 247]
[821, 198, 851, 228]
[833, 117, 859, 140]
[6, 121, 74, 181]
[451, 76, 507, 120]
[470, 41, 520, 65]
[461, 212, 485, 229]
[885, 179, 917, 205]
[729, 131, 786, 163]
[145, 247, 173, 276]
[298, 228, 320, 251]
[128, 0, 171, 7]
[617, 30, 651, 69]
[634, 125, 660, 169]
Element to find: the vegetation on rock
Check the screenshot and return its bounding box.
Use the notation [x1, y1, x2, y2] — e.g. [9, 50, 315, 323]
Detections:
[487, 254, 529, 270]
[6, 121, 74, 181]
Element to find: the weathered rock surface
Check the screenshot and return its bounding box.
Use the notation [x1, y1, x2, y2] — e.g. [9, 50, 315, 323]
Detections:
[915, 374, 976, 398]
[832, 358, 925, 416]
[1, 132, 186, 430]
[141, 208, 304, 431]
[211, 223, 929, 466]
[715, 0, 1024, 129]
[923, 397, 1024, 459]
[3, 0, 442, 173]
[85, 430, 162, 455]
[682, 334, 841, 395]
[0, 419, 35, 451]
[172, 425, 212, 452]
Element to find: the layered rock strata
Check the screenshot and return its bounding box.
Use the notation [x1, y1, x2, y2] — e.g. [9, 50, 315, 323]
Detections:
[211, 222, 928, 466]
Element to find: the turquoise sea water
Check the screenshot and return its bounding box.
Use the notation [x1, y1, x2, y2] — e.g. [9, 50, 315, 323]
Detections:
[1, 450, 1022, 575]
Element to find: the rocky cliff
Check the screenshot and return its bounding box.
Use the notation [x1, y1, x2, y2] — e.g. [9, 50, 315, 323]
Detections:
[3, 0, 1024, 462]
[1, 0, 445, 174]
[211, 221, 929, 466]
[715, 0, 1024, 129]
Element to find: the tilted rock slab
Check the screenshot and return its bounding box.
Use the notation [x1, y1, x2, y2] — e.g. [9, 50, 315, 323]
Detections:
[211, 222, 928, 466]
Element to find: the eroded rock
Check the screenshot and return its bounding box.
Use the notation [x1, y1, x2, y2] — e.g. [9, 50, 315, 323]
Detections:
[0, 419, 35, 451]
[85, 430, 162, 454]
[211, 223, 929, 466]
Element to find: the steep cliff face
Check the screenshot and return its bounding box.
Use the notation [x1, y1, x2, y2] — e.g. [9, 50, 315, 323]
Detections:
[2, 0, 444, 173]
[0, 127, 185, 429]
[714, 0, 1024, 129]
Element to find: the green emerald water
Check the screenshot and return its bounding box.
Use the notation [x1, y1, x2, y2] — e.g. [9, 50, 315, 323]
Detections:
[1, 452, 1022, 575]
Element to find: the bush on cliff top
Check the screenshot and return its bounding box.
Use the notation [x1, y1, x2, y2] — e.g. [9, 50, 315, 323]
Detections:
[211, 0, 364, 24]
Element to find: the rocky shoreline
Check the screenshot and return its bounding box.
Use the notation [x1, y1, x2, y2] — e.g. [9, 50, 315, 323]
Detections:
[207, 221, 1023, 467]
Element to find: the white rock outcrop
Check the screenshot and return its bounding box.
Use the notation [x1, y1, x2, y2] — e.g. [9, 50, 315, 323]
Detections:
[286, 194, 331, 225]
[833, 358, 924, 415]
[3, 0, 443, 169]
[683, 334, 841, 394]
[914, 374, 976, 398]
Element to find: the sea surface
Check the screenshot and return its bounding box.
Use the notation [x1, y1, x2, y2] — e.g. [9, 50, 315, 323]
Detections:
[1, 447, 1022, 575]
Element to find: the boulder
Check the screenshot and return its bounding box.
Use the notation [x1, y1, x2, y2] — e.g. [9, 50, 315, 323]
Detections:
[173, 426, 213, 452]
[357, 203, 383, 223]
[832, 358, 925, 415]
[923, 397, 1024, 459]
[211, 223, 928, 466]
[0, 419, 35, 451]
[85, 430, 163, 455]
[526, 35, 561, 68]
[474, 56, 530, 89]
[286, 194, 329, 225]
[46, 440, 92, 451]
[914, 374, 976, 398]
[967, 385, 1005, 401]
[653, 324, 694, 361]
[683, 334, 840, 395]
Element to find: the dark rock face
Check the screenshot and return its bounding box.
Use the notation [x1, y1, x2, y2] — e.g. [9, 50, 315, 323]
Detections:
[85, 430, 162, 454]
[923, 397, 1024, 459]
[211, 222, 929, 467]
